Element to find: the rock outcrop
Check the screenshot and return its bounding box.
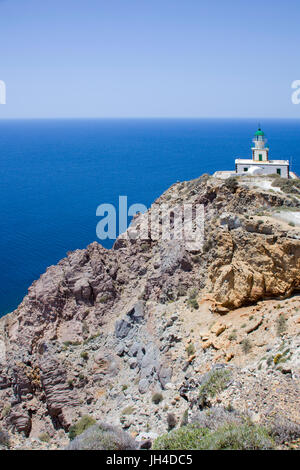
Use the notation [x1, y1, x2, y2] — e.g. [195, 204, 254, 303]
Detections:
[0, 174, 300, 448]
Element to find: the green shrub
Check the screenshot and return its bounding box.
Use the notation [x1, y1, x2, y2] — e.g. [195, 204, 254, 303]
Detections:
[67, 379, 74, 388]
[153, 425, 208, 450]
[38, 432, 51, 443]
[80, 351, 89, 360]
[186, 343, 196, 357]
[1, 404, 11, 418]
[187, 298, 199, 310]
[140, 243, 149, 252]
[152, 393, 163, 405]
[198, 369, 231, 408]
[273, 353, 282, 365]
[199, 423, 274, 450]
[224, 177, 238, 192]
[69, 415, 96, 440]
[153, 422, 274, 450]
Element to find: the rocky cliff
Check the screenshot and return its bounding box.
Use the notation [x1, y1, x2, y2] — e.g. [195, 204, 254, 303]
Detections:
[0, 174, 299, 449]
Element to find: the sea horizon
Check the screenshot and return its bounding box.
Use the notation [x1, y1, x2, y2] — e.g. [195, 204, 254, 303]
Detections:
[1, 117, 300, 121]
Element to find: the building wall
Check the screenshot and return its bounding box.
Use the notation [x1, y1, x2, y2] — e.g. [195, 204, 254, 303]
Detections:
[236, 163, 289, 178]
[252, 148, 268, 161]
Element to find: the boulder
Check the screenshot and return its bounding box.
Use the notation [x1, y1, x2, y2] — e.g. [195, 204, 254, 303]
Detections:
[220, 213, 241, 230]
[138, 379, 149, 394]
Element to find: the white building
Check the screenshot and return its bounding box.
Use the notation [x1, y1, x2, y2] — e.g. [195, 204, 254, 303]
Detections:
[235, 127, 290, 178]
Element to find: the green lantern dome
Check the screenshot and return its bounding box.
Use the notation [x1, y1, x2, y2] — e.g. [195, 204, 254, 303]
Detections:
[255, 127, 265, 137]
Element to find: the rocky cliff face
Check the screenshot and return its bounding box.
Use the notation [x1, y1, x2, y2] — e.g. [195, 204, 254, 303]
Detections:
[0, 175, 300, 449]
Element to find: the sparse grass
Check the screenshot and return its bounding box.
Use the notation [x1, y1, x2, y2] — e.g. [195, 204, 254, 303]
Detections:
[98, 294, 110, 304]
[82, 320, 89, 336]
[276, 313, 287, 336]
[241, 338, 252, 354]
[228, 331, 237, 341]
[198, 369, 231, 408]
[270, 416, 300, 445]
[180, 409, 189, 427]
[266, 356, 273, 367]
[63, 340, 82, 349]
[187, 288, 199, 310]
[272, 348, 291, 366]
[83, 333, 101, 345]
[271, 178, 300, 194]
[121, 406, 135, 416]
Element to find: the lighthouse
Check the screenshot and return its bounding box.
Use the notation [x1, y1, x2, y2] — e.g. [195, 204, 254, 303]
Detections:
[235, 126, 290, 178]
[251, 127, 269, 162]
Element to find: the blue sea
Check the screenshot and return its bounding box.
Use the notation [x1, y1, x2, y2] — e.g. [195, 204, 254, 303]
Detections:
[1, 118, 299, 317]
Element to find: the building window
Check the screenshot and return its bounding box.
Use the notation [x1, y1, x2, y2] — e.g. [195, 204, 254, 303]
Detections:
[277, 168, 281, 176]
[244, 167, 248, 172]
[259, 154, 262, 161]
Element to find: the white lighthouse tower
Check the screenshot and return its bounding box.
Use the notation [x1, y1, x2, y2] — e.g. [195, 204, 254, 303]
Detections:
[251, 127, 269, 162]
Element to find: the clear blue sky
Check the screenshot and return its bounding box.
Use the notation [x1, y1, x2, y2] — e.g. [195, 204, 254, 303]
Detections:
[0, 0, 300, 118]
